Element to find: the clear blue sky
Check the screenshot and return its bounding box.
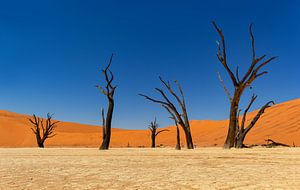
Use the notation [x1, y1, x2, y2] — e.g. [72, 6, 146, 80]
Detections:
[0, 0, 299, 129]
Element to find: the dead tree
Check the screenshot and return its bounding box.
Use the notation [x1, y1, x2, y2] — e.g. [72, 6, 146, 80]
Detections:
[166, 109, 181, 150]
[148, 118, 169, 148]
[235, 94, 274, 148]
[264, 139, 290, 148]
[96, 54, 117, 150]
[139, 77, 194, 149]
[29, 113, 59, 148]
[212, 21, 277, 148]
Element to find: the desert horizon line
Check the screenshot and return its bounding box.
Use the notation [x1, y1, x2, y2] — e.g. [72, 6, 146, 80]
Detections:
[0, 96, 298, 129]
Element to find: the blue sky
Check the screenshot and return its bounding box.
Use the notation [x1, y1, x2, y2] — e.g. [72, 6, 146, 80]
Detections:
[0, 0, 299, 129]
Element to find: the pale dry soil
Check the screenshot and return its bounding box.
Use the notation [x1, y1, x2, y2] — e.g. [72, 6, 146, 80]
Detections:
[0, 148, 299, 190]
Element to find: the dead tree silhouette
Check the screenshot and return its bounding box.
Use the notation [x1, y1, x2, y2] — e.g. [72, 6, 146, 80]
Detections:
[235, 94, 274, 148]
[264, 139, 290, 148]
[139, 77, 194, 149]
[96, 54, 117, 150]
[148, 118, 169, 148]
[29, 113, 59, 148]
[212, 21, 277, 148]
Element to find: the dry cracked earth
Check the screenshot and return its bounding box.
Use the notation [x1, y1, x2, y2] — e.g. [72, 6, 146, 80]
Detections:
[0, 147, 299, 189]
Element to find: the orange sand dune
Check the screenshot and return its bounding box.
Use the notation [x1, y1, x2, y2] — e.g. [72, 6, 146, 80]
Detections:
[0, 98, 299, 148]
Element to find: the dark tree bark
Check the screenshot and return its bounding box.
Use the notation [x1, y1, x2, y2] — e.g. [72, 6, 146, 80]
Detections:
[29, 113, 59, 148]
[140, 77, 194, 149]
[175, 125, 181, 150]
[148, 118, 169, 148]
[96, 54, 117, 150]
[165, 106, 181, 150]
[264, 139, 290, 148]
[212, 21, 277, 148]
[235, 94, 274, 148]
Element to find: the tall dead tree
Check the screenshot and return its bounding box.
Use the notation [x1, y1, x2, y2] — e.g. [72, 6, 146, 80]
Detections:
[96, 54, 117, 150]
[235, 94, 274, 148]
[139, 77, 194, 149]
[148, 118, 169, 148]
[212, 21, 277, 148]
[29, 113, 59, 148]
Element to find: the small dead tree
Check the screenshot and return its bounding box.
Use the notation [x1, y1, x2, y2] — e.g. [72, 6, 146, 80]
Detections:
[140, 77, 194, 149]
[148, 118, 169, 148]
[96, 54, 117, 150]
[235, 94, 274, 148]
[29, 113, 59, 148]
[212, 21, 277, 148]
[264, 139, 290, 148]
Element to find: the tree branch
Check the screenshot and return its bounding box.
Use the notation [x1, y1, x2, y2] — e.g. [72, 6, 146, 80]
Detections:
[155, 129, 169, 136]
[159, 77, 183, 108]
[217, 71, 232, 101]
[98, 53, 117, 98]
[241, 94, 257, 130]
[139, 93, 169, 107]
[244, 100, 274, 134]
[212, 21, 238, 86]
[96, 85, 108, 96]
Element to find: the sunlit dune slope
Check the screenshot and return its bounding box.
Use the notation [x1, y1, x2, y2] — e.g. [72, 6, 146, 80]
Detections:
[0, 98, 299, 147]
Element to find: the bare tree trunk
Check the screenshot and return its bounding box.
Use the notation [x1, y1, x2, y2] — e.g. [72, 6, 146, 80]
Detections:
[38, 143, 44, 148]
[100, 99, 114, 150]
[224, 92, 241, 148]
[36, 135, 44, 148]
[35, 131, 44, 148]
[100, 108, 106, 146]
[151, 133, 156, 148]
[235, 130, 246, 148]
[175, 125, 181, 150]
[183, 126, 193, 149]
